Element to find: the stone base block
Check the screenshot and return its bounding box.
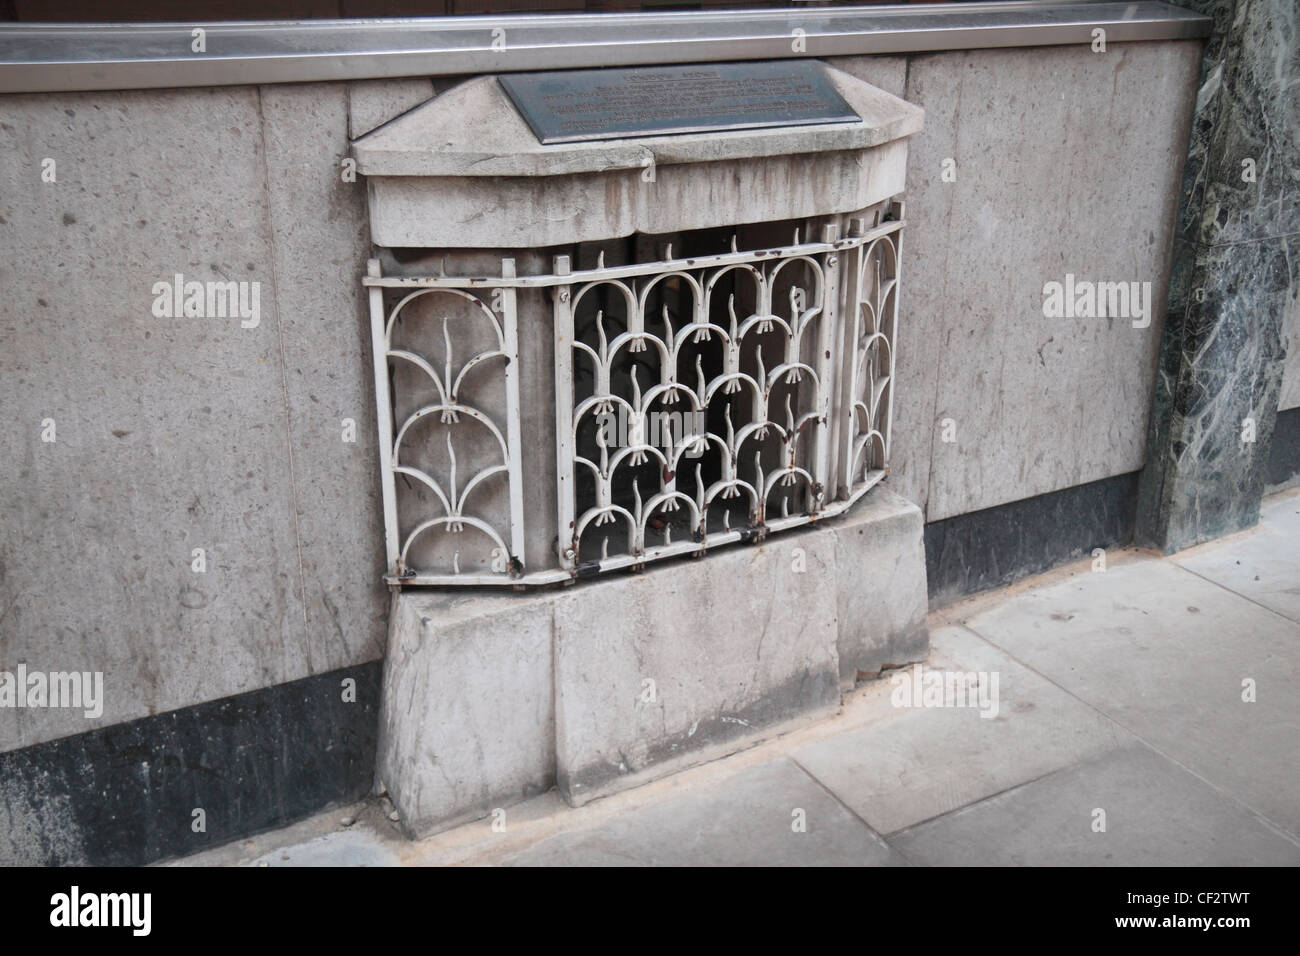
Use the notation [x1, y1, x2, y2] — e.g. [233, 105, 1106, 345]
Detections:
[553, 525, 842, 806]
[833, 488, 930, 686]
[375, 590, 555, 838]
[375, 487, 930, 832]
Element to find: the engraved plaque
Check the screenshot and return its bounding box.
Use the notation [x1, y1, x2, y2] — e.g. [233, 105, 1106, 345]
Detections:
[499, 60, 861, 145]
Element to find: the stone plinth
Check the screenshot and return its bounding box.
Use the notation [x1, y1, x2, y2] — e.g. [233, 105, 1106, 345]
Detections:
[376, 488, 929, 836]
[374, 589, 556, 837]
[551, 520, 842, 806]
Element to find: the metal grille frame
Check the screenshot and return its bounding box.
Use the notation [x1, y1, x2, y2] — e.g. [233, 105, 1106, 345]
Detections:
[365, 204, 903, 587]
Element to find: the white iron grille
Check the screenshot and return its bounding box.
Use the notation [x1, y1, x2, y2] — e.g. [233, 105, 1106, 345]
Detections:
[365, 210, 903, 586]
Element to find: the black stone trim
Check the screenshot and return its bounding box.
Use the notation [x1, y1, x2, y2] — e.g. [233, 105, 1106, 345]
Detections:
[1265, 406, 1300, 489]
[0, 660, 381, 867]
[924, 472, 1140, 607]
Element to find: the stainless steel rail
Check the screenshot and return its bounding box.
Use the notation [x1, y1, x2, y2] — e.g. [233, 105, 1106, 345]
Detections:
[0, 2, 1211, 94]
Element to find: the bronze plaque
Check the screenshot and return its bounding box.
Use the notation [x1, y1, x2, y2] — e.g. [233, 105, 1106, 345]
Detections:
[499, 60, 860, 145]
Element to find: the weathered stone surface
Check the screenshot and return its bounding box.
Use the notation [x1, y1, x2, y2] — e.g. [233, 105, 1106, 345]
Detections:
[352, 67, 922, 177]
[365, 140, 910, 248]
[259, 82, 390, 680]
[354, 65, 920, 247]
[551, 525, 842, 807]
[833, 486, 928, 684]
[374, 486, 930, 825]
[346, 77, 437, 140]
[825, 55, 909, 99]
[376, 590, 556, 838]
[907, 42, 1201, 522]
[1172, 489, 1300, 624]
[500, 759, 905, 867]
[0, 88, 304, 749]
[0, 84, 389, 753]
[0, 660, 382, 866]
[792, 626, 1127, 835]
[967, 555, 1300, 837]
[924, 472, 1139, 606]
[892, 742, 1300, 866]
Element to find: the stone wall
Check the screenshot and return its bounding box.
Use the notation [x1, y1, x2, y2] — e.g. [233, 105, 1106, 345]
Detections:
[829, 41, 1202, 521]
[1, 40, 1204, 753]
[0, 84, 387, 752]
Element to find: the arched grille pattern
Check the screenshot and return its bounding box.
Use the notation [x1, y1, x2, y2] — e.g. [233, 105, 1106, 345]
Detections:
[365, 206, 903, 586]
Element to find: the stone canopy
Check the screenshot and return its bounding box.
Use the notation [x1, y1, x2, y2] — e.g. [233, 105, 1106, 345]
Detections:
[351, 61, 923, 248]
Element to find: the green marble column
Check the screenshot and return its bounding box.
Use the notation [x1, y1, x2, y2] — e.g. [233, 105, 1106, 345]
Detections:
[1137, 0, 1299, 552]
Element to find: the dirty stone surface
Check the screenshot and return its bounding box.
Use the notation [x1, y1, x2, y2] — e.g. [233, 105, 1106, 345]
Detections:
[176, 489, 1300, 867]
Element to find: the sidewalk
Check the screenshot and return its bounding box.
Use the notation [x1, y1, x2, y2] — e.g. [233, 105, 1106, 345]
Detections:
[180, 489, 1300, 867]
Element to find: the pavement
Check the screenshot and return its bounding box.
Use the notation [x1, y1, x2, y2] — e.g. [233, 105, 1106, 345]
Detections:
[177, 488, 1300, 867]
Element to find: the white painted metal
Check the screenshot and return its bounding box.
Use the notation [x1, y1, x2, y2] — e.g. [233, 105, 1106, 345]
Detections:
[365, 258, 526, 584]
[364, 215, 904, 586]
[553, 254, 577, 572]
[366, 259, 402, 576]
[813, 221, 840, 514]
[499, 257, 526, 573]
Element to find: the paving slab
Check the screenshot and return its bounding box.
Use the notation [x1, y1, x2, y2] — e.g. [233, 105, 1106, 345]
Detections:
[890, 743, 1300, 866]
[246, 828, 401, 868]
[965, 557, 1300, 837]
[1173, 491, 1300, 624]
[790, 625, 1130, 835]
[496, 759, 904, 867]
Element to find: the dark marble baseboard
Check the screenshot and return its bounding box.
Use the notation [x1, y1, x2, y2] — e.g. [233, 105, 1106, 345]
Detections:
[924, 473, 1140, 607]
[1266, 406, 1300, 489]
[0, 660, 381, 867]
